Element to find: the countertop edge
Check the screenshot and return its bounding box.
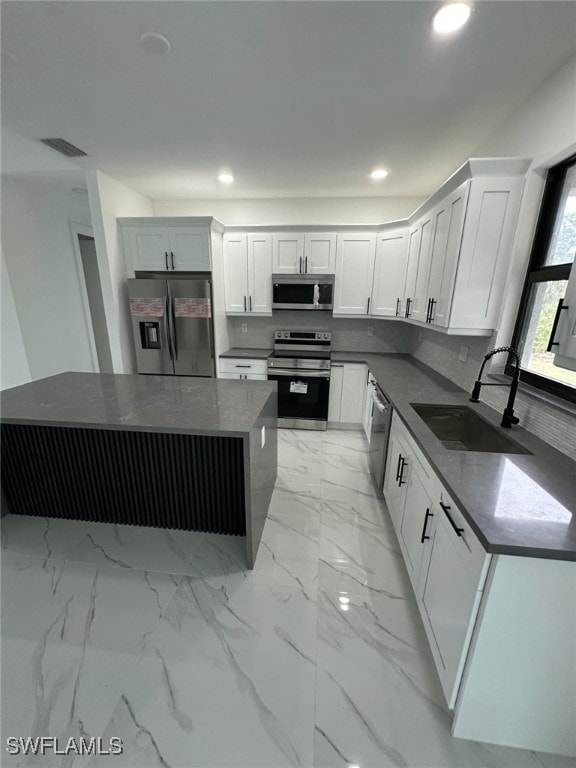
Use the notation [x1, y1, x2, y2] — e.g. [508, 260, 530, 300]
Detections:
[331, 351, 576, 563]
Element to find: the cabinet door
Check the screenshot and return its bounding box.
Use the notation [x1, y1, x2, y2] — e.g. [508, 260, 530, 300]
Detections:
[128, 227, 171, 271]
[334, 233, 377, 316]
[427, 182, 470, 327]
[247, 234, 273, 314]
[371, 229, 409, 317]
[418, 505, 485, 708]
[411, 214, 434, 322]
[383, 427, 408, 531]
[404, 226, 421, 319]
[223, 234, 249, 313]
[399, 464, 433, 591]
[328, 363, 344, 422]
[168, 227, 211, 271]
[272, 233, 305, 274]
[304, 233, 337, 273]
[449, 177, 524, 330]
[340, 363, 368, 424]
[553, 262, 576, 372]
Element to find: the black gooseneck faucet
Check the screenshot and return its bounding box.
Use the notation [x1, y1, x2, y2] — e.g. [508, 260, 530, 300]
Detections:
[470, 346, 521, 428]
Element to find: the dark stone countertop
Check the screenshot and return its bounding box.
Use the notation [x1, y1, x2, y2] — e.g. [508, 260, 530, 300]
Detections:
[332, 351, 576, 562]
[0, 372, 277, 437]
[219, 348, 272, 359]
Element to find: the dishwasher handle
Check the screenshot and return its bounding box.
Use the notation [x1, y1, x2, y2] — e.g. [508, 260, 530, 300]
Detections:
[372, 395, 388, 414]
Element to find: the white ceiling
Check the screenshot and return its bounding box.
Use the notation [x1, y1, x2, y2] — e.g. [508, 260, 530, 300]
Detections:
[2, 1, 575, 200]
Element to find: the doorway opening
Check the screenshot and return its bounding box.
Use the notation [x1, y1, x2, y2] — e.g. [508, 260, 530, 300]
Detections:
[73, 228, 113, 372]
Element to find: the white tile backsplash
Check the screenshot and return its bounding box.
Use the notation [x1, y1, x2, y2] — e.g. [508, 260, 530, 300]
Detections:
[410, 329, 576, 461]
[229, 314, 414, 354]
[228, 315, 575, 460]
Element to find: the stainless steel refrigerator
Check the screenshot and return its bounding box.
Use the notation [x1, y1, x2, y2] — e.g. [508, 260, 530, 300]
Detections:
[128, 277, 215, 377]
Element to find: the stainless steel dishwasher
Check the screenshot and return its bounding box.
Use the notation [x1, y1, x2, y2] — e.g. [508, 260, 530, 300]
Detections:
[368, 383, 392, 491]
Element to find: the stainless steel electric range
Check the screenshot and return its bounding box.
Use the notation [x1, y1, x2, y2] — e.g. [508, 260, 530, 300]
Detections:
[267, 330, 331, 430]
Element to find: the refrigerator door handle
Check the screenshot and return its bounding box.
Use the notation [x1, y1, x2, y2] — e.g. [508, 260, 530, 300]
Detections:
[170, 294, 178, 360]
[165, 295, 174, 360]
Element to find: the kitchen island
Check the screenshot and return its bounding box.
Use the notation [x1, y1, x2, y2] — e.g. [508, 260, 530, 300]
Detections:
[0, 373, 278, 568]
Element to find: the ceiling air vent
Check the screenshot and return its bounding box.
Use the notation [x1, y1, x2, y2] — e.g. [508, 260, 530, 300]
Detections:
[39, 138, 88, 157]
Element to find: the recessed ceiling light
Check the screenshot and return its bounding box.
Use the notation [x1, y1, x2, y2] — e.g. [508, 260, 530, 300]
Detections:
[432, 3, 472, 34]
[370, 169, 389, 180]
[139, 32, 172, 55]
[218, 173, 234, 184]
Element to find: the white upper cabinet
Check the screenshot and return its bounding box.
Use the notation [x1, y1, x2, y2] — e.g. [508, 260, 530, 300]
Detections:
[370, 228, 409, 317]
[272, 233, 305, 274]
[426, 182, 470, 327]
[410, 213, 434, 322]
[223, 232, 272, 315]
[304, 233, 337, 273]
[272, 232, 336, 274]
[247, 234, 273, 314]
[223, 233, 249, 313]
[333, 233, 377, 316]
[168, 227, 211, 270]
[447, 176, 524, 331]
[553, 261, 576, 372]
[404, 226, 421, 319]
[124, 224, 211, 272]
[127, 227, 171, 271]
[401, 169, 524, 333]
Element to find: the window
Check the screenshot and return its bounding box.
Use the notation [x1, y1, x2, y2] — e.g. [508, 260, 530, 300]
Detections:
[508, 155, 576, 402]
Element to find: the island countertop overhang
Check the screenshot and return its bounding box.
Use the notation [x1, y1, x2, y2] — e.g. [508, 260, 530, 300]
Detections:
[0, 372, 278, 437]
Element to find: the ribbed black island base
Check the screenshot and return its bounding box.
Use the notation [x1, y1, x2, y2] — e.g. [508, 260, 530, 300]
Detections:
[0, 373, 278, 568]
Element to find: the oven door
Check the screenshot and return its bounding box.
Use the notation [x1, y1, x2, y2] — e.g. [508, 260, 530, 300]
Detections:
[267, 369, 330, 430]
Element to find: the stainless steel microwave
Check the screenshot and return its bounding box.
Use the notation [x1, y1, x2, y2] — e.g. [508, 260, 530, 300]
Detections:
[272, 274, 334, 311]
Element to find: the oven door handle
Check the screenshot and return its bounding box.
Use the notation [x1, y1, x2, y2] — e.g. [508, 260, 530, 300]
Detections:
[268, 369, 331, 378]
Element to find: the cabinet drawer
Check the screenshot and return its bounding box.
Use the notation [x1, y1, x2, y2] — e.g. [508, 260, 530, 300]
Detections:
[219, 358, 268, 376]
[436, 488, 490, 589]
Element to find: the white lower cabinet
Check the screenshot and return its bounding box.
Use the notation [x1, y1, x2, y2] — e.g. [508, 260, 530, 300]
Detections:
[219, 358, 268, 380]
[219, 372, 267, 380]
[383, 408, 575, 756]
[399, 461, 434, 590]
[384, 412, 489, 707]
[328, 362, 367, 424]
[418, 495, 488, 708]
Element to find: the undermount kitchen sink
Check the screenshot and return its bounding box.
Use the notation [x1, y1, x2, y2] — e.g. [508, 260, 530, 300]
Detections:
[411, 404, 532, 455]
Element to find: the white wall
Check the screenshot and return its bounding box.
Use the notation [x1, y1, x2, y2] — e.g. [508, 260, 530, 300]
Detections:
[477, 54, 576, 358]
[476, 54, 576, 162]
[152, 196, 424, 225]
[1, 177, 95, 381]
[1, 248, 31, 389]
[86, 170, 154, 373]
[411, 54, 576, 459]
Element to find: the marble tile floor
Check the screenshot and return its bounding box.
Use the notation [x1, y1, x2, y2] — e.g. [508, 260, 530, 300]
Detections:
[1, 428, 573, 768]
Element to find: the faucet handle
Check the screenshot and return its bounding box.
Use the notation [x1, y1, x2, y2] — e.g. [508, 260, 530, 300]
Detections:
[470, 381, 482, 402]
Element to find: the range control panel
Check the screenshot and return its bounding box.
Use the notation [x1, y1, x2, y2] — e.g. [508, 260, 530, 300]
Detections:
[274, 331, 331, 342]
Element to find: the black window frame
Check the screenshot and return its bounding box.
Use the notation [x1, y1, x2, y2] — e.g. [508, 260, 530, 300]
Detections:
[506, 153, 576, 404]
